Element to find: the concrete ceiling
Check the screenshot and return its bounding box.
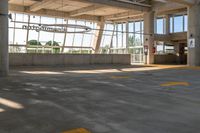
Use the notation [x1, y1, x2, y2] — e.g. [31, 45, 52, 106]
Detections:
[8, 0, 192, 22]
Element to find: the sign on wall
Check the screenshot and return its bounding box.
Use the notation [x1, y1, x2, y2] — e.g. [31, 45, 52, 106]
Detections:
[188, 38, 195, 48]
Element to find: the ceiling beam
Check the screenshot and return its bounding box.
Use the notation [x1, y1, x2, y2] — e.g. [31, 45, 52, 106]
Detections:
[72, 0, 151, 12]
[105, 11, 143, 20]
[111, 15, 144, 23]
[9, 4, 101, 22]
[167, 0, 195, 6]
[69, 5, 104, 17]
[157, 7, 187, 15]
[156, 0, 195, 6]
[30, 0, 55, 12]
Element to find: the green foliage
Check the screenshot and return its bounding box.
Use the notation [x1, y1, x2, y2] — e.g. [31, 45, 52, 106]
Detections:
[127, 36, 142, 54]
[45, 41, 60, 53]
[128, 36, 141, 47]
[101, 45, 110, 54]
[28, 40, 41, 46]
[45, 41, 59, 46]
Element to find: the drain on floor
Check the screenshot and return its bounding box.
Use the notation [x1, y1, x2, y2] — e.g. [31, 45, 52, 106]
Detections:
[62, 128, 91, 133]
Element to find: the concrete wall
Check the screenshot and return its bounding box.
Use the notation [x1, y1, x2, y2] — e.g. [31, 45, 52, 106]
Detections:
[154, 54, 187, 64]
[9, 53, 131, 66]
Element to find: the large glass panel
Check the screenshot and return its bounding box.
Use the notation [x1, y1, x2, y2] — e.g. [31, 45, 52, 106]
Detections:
[41, 16, 55, 24]
[14, 29, 27, 45]
[122, 23, 126, 48]
[39, 31, 54, 45]
[184, 15, 188, 32]
[54, 33, 65, 46]
[170, 17, 173, 33]
[141, 21, 144, 44]
[134, 21, 141, 46]
[65, 33, 74, 46]
[30, 15, 40, 23]
[156, 18, 164, 34]
[128, 22, 134, 47]
[101, 24, 114, 48]
[29, 30, 39, 41]
[73, 21, 84, 46]
[117, 24, 122, 48]
[9, 28, 14, 44]
[174, 16, 183, 32]
[82, 34, 92, 47]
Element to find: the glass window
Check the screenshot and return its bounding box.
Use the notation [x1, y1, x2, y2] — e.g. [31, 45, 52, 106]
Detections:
[135, 21, 141, 46]
[101, 24, 114, 48]
[122, 23, 126, 48]
[82, 34, 92, 47]
[117, 24, 122, 48]
[65, 33, 74, 46]
[54, 33, 65, 46]
[29, 30, 39, 41]
[41, 16, 55, 24]
[170, 17, 173, 33]
[156, 18, 164, 34]
[30, 15, 40, 23]
[174, 16, 184, 32]
[184, 15, 188, 32]
[14, 29, 27, 45]
[39, 31, 54, 45]
[9, 28, 14, 44]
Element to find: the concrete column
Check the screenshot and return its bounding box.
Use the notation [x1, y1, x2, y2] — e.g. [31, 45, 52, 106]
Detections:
[144, 11, 155, 64]
[0, 0, 9, 76]
[188, 4, 200, 66]
[92, 18, 105, 54]
[165, 15, 170, 35]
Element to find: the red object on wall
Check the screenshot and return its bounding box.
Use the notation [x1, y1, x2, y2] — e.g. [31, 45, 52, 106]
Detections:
[153, 47, 156, 54]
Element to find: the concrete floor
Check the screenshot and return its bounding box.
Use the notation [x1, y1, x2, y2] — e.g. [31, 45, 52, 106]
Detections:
[0, 65, 200, 133]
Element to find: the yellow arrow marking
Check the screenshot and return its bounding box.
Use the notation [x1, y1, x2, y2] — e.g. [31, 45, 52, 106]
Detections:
[160, 82, 190, 87]
[111, 76, 130, 79]
[62, 128, 91, 133]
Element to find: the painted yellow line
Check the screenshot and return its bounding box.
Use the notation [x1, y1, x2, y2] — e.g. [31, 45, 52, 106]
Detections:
[111, 76, 130, 79]
[160, 82, 190, 87]
[62, 128, 91, 133]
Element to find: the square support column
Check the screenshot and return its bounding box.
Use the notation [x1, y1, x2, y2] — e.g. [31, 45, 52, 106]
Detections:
[92, 18, 105, 54]
[144, 11, 155, 64]
[0, 0, 9, 76]
[188, 5, 200, 66]
[165, 15, 170, 35]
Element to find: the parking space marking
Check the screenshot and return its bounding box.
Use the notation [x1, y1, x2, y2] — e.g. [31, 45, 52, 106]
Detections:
[160, 82, 190, 87]
[62, 128, 91, 133]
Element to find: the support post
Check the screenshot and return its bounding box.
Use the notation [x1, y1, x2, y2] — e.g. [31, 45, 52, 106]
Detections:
[144, 11, 155, 64]
[165, 15, 170, 35]
[188, 5, 200, 66]
[0, 0, 9, 76]
[92, 17, 105, 54]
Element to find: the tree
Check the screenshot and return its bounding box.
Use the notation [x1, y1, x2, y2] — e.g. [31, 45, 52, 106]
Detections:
[45, 41, 60, 53]
[127, 36, 142, 54]
[101, 45, 110, 54]
[128, 35, 141, 47]
[28, 40, 41, 46]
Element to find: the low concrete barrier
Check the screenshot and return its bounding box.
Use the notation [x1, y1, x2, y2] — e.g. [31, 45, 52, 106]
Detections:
[154, 54, 187, 64]
[9, 53, 131, 66]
